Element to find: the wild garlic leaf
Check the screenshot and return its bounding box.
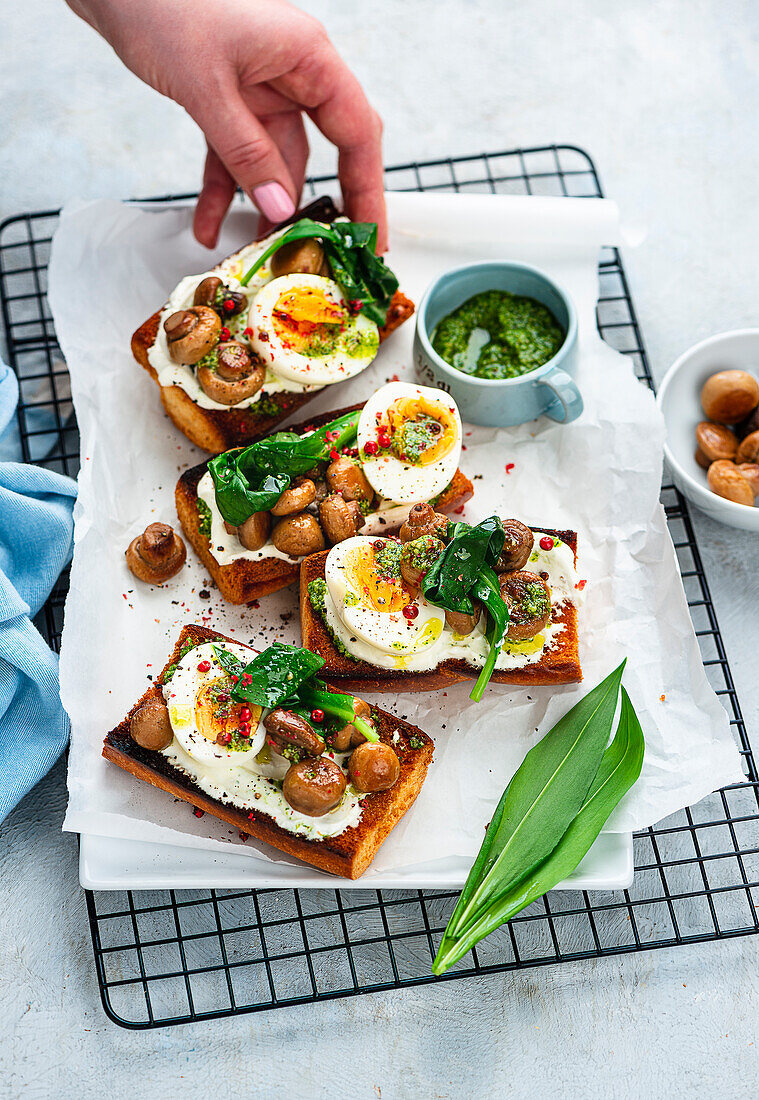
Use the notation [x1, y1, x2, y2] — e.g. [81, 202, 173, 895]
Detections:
[433, 686, 644, 973]
[449, 660, 626, 938]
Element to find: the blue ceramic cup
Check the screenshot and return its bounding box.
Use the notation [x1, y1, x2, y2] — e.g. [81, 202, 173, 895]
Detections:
[413, 261, 582, 427]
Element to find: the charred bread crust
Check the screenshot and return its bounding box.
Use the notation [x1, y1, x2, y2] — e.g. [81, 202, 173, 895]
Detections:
[175, 403, 475, 604]
[103, 624, 434, 879]
[132, 195, 415, 453]
[299, 529, 582, 692]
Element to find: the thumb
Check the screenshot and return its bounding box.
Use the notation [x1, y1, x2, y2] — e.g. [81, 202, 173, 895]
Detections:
[188, 88, 297, 225]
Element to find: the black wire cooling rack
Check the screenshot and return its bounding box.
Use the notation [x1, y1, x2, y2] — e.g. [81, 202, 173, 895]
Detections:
[2, 146, 757, 1030]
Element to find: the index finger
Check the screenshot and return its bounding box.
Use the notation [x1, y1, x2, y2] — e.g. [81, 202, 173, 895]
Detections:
[276, 47, 387, 251]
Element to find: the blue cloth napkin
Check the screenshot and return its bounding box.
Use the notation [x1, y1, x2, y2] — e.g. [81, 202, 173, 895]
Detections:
[0, 359, 77, 820]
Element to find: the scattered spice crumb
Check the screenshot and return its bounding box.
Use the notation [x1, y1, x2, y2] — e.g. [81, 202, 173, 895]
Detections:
[505, 463, 515, 474]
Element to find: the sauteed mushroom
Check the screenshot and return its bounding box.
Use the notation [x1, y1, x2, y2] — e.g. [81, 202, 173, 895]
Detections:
[445, 606, 481, 636]
[499, 570, 551, 640]
[399, 535, 444, 588]
[271, 478, 317, 517]
[164, 306, 221, 365]
[348, 742, 400, 793]
[270, 238, 329, 278]
[237, 510, 271, 550]
[399, 502, 448, 543]
[271, 513, 325, 557]
[130, 697, 174, 751]
[264, 709, 325, 756]
[193, 276, 223, 308]
[197, 343, 265, 405]
[194, 277, 246, 316]
[495, 519, 534, 573]
[319, 496, 364, 544]
[326, 455, 374, 504]
[126, 522, 186, 584]
[331, 698, 374, 751]
[282, 757, 346, 816]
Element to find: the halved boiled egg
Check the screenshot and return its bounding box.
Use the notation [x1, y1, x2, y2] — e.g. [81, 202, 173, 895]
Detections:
[248, 274, 379, 385]
[325, 536, 445, 656]
[162, 642, 266, 768]
[357, 382, 462, 503]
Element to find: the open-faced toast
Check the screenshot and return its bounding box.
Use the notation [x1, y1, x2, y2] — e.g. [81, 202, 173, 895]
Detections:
[299, 529, 582, 692]
[175, 403, 475, 604]
[133, 197, 415, 453]
[103, 624, 434, 879]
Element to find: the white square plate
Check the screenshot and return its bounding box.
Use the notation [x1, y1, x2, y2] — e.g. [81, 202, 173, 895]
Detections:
[79, 829, 633, 891]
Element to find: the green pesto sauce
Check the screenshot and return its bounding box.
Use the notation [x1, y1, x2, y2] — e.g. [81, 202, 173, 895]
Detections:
[161, 636, 203, 685]
[392, 415, 441, 463]
[519, 582, 549, 618]
[307, 579, 359, 663]
[432, 289, 564, 380]
[196, 497, 212, 541]
[373, 540, 403, 582]
[301, 324, 379, 360]
[401, 534, 443, 574]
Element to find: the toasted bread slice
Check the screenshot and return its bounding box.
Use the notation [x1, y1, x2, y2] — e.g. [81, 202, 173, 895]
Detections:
[175, 403, 475, 604]
[299, 529, 582, 692]
[133, 198, 415, 453]
[103, 624, 434, 879]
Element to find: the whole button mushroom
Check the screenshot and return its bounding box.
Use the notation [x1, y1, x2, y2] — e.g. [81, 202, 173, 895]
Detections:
[319, 496, 364, 545]
[736, 430, 759, 465]
[445, 606, 482, 636]
[331, 698, 374, 751]
[271, 513, 326, 557]
[237, 510, 271, 550]
[270, 238, 329, 278]
[325, 455, 375, 504]
[399, 502, 449, 543]
[282, 757, 347, 816]
[164, 306, 221, 365]
[737, 464, 759, 497]
[126, 522, 186, 584]
[707, 460, 755, 506]
[694, 421, 738, 463]
[500, 570, 552, 640]
[348, 742, 401, 793]
[271, 478, 317, 517]
[130, 697, 174, 751]
[700, 370, 759, 424]
[193, 276, 223, 308]
[197, 342, 266, 406]
[495, 518, 535, 573]
[264, 708, 325, 756]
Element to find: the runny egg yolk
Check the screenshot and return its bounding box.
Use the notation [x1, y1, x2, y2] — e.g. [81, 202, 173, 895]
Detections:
[344, 543, 411, 614]
[382, 395, 457, 465]
[273, 287, 346, 342]
[194, 676, 261, 743]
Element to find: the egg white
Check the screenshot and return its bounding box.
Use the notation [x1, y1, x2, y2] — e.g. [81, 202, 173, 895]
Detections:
[325, 536, 446, 656]
[357, 382, 462, 503]
[162, 642, 266, 770]
[248, 274, 379, 385]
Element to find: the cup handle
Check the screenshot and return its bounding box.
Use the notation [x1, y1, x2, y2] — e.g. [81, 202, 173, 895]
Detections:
[539, 366, 584, 423]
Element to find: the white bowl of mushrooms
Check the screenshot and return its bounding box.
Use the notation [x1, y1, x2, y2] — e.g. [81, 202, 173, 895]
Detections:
[657, 329, 759, 532]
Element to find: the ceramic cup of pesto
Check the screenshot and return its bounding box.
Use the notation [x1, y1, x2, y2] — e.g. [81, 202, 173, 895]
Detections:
[413, 261, 581, 427]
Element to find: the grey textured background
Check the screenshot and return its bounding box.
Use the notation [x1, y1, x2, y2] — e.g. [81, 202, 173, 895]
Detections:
[2, 1, 759, 1097]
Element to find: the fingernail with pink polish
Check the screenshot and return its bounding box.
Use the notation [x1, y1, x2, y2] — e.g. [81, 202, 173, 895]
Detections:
[252, 182, 295, 224]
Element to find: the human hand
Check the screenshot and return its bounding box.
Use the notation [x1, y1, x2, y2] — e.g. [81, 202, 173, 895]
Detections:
[67, 0, 387, 249]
